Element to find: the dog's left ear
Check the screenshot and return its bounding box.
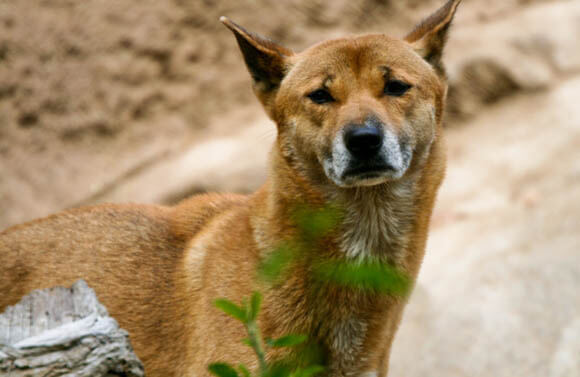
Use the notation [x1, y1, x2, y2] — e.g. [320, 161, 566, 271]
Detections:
[221, 17, 293, 109]
[404, 0, 461, 75]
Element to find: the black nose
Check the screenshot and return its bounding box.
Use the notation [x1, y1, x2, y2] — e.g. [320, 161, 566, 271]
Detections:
[344, 126, 383, 159]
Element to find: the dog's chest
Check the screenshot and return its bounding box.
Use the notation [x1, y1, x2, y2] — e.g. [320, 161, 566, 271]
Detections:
[328, 315, 369, 374]
[311, 291, 388, 376]
[338, 182, 416, 262]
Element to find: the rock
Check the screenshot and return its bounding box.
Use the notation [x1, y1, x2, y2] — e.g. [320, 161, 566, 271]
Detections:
[91, 116, 275, 205]
[0, 280, 144, 377]
[69, 1, 580, 210]
[550, 318, 580, 377]
[446, 1, 580, 119]
[389, 76, 580, 377]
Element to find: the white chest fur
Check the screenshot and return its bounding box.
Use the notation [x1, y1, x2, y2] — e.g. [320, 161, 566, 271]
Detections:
[338, 178, 417, 262]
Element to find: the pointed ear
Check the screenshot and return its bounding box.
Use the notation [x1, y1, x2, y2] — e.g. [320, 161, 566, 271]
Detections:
[404, 0, 461, 75]
[220, 17, 293, 107]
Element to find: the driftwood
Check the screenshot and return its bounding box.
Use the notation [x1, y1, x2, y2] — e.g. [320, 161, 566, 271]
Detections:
[0, 280, 144, 376]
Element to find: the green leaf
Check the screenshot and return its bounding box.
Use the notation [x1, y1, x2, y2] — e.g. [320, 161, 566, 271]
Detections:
[264, 362, 292, 377]
[242, 298, 250, 321]
[293, 365, 324, 377]
[267, 334, 308, 348]
[258, 242, 296, 283]
[238, 364, 250, 377]
[291, 340, 327, 366]
[293, 204, 343, 240]
[209, 363, 239, 377]
[214, 298, 247, 322]
[312, 260, 411, 296]
[242, 338, 252, 347]
[249, 291, 262, 321]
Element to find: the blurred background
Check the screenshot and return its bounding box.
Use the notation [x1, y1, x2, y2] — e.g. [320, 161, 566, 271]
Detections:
[1, 0, 579, 375]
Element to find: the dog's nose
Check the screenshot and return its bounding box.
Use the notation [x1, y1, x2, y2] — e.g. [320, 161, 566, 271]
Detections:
[344, 126, 383, 159]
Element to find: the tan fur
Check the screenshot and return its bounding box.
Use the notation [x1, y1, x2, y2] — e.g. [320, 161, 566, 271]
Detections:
[0, 1, 460, 376]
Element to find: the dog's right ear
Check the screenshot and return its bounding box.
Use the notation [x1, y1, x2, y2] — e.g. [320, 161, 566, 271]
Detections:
[221, 17, 293, 109]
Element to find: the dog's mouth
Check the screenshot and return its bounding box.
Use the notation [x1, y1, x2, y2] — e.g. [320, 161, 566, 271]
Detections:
[343, 163, 395, 178]
[324, 159, 409, 188]
[340, 163, 397, 186]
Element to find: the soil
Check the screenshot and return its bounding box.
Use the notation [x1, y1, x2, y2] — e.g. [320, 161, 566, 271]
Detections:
[0, 0, 554, 227]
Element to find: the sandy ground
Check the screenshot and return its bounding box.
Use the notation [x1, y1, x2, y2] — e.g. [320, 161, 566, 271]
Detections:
[1, 0, 579, 375]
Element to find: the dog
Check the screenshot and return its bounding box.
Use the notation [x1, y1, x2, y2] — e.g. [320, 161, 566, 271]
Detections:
[0, 0, 460, 375]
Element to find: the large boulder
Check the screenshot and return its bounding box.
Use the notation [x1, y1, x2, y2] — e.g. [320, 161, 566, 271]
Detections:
[390, 76, 580, 377]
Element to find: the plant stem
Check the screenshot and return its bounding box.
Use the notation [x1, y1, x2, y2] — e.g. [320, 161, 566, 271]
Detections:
[246, 320, 267, 374]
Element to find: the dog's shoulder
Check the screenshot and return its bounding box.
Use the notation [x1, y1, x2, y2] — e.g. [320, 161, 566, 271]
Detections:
[170, 192, 250, 242]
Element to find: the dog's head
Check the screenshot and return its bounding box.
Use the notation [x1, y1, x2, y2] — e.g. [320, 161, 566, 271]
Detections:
[222, 0, 460, 188]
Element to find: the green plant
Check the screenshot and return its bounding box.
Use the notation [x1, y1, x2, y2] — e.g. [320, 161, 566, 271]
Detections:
[210, 203, 411, 375]
[210, 292, 324, 377]
[259, 204, 411, 296]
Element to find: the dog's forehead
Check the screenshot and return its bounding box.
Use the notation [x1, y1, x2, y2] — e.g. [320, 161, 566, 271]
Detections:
[294, 35, 425, 73]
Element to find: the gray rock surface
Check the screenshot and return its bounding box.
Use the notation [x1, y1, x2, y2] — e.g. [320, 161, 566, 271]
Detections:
[389, 77, 580, 377]
[0, 280, 144, 377]
[446, 1, 580, 118]
[89, 116, 273, 205]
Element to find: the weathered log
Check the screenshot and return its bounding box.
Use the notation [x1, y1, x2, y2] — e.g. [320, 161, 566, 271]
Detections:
[0, 280, 144, 376]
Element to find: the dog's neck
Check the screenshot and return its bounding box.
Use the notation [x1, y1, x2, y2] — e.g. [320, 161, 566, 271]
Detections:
[254, 145, 420, 264]
[333, 181, 418, 263]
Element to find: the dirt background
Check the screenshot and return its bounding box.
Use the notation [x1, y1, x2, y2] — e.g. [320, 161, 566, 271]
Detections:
[1, 0, 579, 375]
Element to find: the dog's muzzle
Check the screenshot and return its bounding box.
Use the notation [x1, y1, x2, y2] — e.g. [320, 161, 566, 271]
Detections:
[322, 122, 412, 187]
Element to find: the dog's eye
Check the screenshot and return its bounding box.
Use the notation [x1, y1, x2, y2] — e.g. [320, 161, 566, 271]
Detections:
[384, 80, 412, 97]
[307, 89, 335, 104]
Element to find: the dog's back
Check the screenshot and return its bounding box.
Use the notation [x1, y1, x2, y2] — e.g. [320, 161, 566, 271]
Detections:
[0, 193, 247, 375]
